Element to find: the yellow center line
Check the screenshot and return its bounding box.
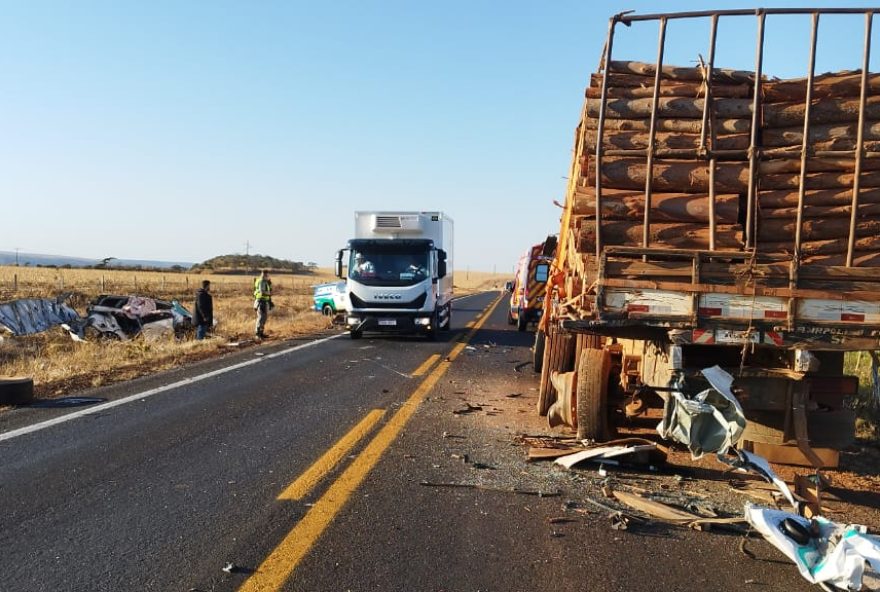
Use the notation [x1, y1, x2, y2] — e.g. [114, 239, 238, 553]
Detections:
[239, 294, 502, 592]
[411, 353, 441, 377]
[277, 409, 385, 501]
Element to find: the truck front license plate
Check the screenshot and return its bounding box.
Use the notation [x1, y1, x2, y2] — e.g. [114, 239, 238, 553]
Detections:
[378, 319, 397, 326]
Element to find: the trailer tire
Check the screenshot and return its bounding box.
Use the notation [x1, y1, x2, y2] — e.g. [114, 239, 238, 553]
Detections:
[576, 348, 611, 441]
[349, 329, 363, 340]
[516, 311, 527, 332]
[0, 377, 35, 406]
[533, 331, 545, 373]
[537, 328, 575, 416]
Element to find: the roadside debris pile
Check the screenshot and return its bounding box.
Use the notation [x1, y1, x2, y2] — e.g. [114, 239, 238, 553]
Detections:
[523, 432, 880, 590]
[0, 294, 193, 341]
[0, 297, 79, 337]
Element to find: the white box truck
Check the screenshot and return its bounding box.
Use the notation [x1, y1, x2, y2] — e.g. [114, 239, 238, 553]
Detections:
[335, 211, 453, 339]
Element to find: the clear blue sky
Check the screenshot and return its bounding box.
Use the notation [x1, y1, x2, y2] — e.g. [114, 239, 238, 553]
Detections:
[3, 1, 878, 271]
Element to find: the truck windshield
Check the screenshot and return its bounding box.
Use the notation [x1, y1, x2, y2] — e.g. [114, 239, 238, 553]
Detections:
[349, 248, 430, 286]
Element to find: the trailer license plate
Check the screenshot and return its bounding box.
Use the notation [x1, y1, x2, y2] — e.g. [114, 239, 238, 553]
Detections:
[378, 319, 397, 326]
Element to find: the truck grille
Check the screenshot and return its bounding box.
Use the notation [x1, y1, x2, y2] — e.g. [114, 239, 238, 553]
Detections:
[350, 292, 427, 309]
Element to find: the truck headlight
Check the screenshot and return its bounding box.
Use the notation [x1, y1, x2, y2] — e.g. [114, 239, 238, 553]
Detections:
[415, 317, 431, 326]
[347, 317, 360, 325]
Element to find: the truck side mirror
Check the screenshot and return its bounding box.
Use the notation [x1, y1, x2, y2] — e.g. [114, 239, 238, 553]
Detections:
[334, 250, 344, 278]
[438, 260, 447, 279]
[438, 250, 447, 261]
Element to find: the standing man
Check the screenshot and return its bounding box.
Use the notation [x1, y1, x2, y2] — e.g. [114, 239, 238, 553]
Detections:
[253, 269, 273, 339]
[193, 280, 213, 340]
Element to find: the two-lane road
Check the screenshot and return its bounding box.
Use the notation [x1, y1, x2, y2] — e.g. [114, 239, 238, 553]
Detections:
[0, 292, 503, 591]
[0, 291, 813, 592]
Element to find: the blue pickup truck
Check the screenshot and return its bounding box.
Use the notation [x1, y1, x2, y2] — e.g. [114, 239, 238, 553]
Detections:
[312, 281, 347, 316]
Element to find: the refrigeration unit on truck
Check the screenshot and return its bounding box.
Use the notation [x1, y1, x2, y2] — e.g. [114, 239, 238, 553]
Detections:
[536, 7, 879, 468]
[335, 211, 453, 340]
[508, 236, 556, 332]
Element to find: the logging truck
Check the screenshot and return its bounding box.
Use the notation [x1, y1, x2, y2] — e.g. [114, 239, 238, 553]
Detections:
[536, 7, 880, 468]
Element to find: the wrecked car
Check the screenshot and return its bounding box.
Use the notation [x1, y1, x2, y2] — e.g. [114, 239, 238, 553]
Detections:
[65, 294, 193, 340]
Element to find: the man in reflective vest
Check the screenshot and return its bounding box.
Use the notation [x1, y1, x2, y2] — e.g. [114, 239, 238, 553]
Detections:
[253, 269, 273, 339]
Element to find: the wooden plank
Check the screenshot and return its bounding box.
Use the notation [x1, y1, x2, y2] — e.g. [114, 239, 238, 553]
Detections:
[745, 441, 839, 468]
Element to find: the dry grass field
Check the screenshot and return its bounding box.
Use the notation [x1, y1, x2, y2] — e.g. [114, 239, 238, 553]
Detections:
[0, 265, 506, 402]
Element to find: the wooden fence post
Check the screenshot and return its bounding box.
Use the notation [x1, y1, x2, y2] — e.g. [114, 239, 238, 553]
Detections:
[13, 273, 17, 292]
[101, 275, 105, 292]
[133, 275, 137, 292]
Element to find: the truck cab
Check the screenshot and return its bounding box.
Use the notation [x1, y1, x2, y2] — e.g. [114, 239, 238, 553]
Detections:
[335, 212, 453, 340]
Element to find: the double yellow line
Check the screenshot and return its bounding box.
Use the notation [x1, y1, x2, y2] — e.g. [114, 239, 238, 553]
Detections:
[239, 295, 502, 592]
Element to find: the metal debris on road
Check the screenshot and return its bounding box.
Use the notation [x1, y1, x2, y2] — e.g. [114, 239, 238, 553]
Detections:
[513, 361, 530, 373]
[419, 481, 560, 497]
[452, 403, 483, 415]
[28, 397, 107, 408]
[553, 443, 660, 469]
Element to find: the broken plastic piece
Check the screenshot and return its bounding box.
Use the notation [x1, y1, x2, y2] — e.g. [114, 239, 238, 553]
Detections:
[745, 503, 880, 590]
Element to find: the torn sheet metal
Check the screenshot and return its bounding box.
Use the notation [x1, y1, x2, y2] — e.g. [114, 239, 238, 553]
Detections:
[722, 448, 799, 512]
[745, 503, 880, 591]
[0, 298, 80, 336]
[657, 365, 746, 459]
[554, 444, 658, 469]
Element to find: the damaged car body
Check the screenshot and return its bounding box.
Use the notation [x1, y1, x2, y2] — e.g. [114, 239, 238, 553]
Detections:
[67, 294, 194, 340]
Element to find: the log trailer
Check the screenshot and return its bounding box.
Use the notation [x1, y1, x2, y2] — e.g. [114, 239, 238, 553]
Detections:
[537, 7, 880, 467]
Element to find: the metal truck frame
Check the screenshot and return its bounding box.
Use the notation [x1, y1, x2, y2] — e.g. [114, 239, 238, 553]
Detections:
[537, 7, 880, 468]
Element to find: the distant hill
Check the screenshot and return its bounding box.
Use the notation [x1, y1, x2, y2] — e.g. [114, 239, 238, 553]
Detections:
[0, 251, 194, 270]
[190, 254, 314, 274]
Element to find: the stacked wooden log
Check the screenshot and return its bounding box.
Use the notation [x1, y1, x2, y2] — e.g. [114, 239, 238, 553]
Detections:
[571, 60, 880, 266]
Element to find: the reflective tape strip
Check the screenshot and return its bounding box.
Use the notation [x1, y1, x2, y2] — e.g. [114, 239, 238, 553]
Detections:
[693, 329, 715, 344]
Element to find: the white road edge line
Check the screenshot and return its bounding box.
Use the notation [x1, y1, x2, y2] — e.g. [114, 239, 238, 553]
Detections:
[0, 333, 344, 444]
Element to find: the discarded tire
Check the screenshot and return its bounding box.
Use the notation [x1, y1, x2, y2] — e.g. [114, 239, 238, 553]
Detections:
[0, 377, 35, 406]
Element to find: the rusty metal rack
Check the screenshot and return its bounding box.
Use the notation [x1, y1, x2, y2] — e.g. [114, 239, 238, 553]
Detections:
[587, 7, 880, 269]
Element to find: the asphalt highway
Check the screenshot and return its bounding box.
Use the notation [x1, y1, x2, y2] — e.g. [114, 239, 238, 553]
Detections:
[0, 291, 815, 592]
